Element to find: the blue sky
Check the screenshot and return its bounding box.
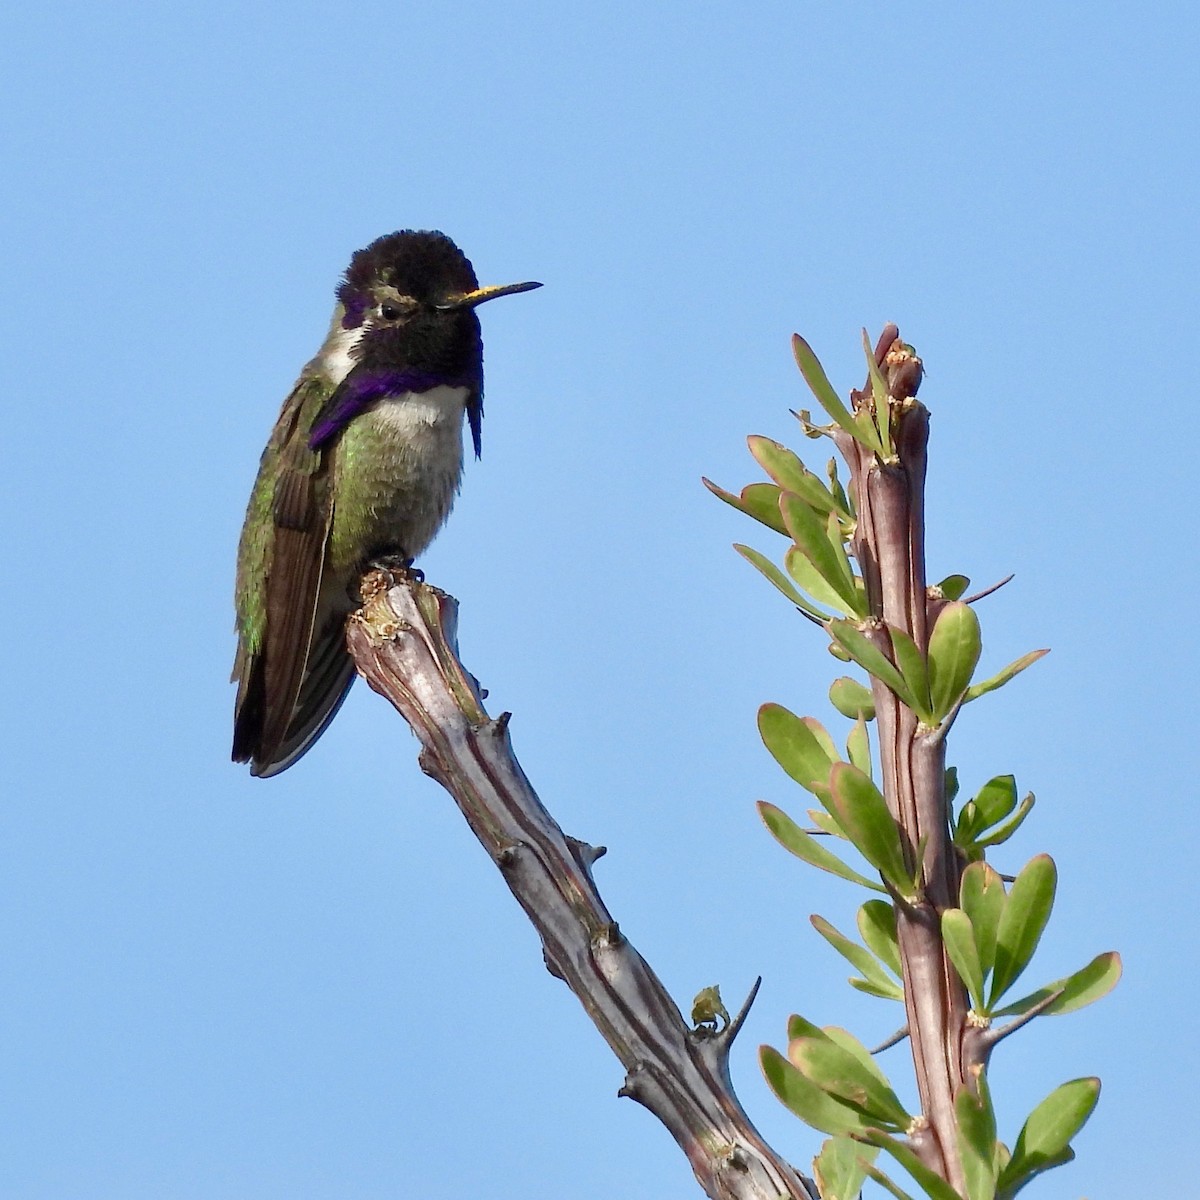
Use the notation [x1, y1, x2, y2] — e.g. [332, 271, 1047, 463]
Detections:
[4, 3, 1197, 1196]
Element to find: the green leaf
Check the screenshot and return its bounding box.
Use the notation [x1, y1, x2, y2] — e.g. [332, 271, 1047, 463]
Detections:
[823, 1026, 896, 1088]
[690, 985, 729, 1029]
[811, 914, 899, 995]
[846, 716, 872, 777]
[975, 793, 1036, 850]
[827, 508, 857, 586]
[827, 763, 914, 893]
[807, 807, 848, 839]
[788, 1037, 910, 1128]
[848, 977, 905, 1001]
[702, 478, 789, 535]
[927, 601, 982, 721]
[863, 1131, 963, 1200]
[863, 1164, 917, 1200]
[989, 855, 1057, 1006]
[758, 704, 838, 793]
[942, 909, 986, 1011]
[760, 1045, 866, 1136]
[956, 1076, 999, 1200]
[993, 951, 1122, 1018]
[998, 1078, 1100, 1195]
[734, 543, 834, 621]
[888, 626, 933, 722]
[830, 676, 876, 720]
[813, 1136, 879, 1200]
[862, 328, 894, 459]
[748, 435, 844, 516]
[935, 574, 970, 601]
[786, 545, 860, 616]
[945, 765, 960, 803]
[780, 492, 863, 615]
[828, 620, 920, 710]
[959, 862, 1007, 981]
[964, 649, 1049, 704]
[955, 1075, 1003, 1200]
[857, 900, 902, 978]
[792, 334, 883, 455]
[758, 803, 886, 892]
[826, 457, 852, 515]
[956, 775, 1018, 843]
[787, 1013, 826, 1041]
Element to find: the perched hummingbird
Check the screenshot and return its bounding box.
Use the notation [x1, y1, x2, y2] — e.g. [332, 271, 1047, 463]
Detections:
[232, 230, 541, 777]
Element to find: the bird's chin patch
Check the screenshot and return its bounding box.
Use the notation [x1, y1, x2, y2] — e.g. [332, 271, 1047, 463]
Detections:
[320, 325, 364, 384]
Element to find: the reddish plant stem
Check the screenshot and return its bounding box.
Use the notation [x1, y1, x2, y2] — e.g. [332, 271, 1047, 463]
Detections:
[834, 329, 968, 1191]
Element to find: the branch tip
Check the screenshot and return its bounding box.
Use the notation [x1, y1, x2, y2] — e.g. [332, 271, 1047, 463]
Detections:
[962, 573, 1016, 605]
[724, 976, 763, 1045]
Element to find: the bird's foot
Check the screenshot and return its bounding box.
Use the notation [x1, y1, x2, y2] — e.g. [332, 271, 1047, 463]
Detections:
[363, 552, 423, 593]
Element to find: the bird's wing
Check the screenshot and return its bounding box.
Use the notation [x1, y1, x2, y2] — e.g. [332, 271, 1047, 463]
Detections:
[232, 374, 342, 774]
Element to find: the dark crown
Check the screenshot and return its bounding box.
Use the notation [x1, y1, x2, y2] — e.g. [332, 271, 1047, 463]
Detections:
[338, 230, 479, 324]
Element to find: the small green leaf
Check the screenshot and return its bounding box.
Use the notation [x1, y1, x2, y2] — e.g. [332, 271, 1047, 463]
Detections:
[888, 625, 933, 722]
[792, 334, 883, 455]
[863, 1131, 963, 1200]
[848, 977, 905, 1001]
[786, 545, 860, 615]
[758, 704, 838, 793]
[827, 763, 914, 893]
[945, 765, 960, 802]
[846, 716, 872, 777]
[828, 620, 919, 710]
[964, 649, 1049, 704]
[758, 803, 886, 892]
[826, 457, 852, 515]
[811, 914, 899, 995]
[822, 1026, 895, 1088]
[927, 601, 982, 721]
[998, 1078, 1100, 1195]
[862, 328, 894, 459]
[942, 909, 986, 1011]
[975, 793, 1036, 850]
[956, 775, 1018, 842]
[781, 492, 863, 615]
[854, 407, 885, 455]
[807, 807, 847, 839]
[989, 855, 1057, 1006]
[830, 676, 875, 721]
[734, 544, 834, 621]
[748, 435, 845, 516]
[863, 1163, 917, 1200]
[786, 1013, 826, 1041]
[690, 985, 729, 1029]
[934, 574, 970, 601]
[760, 1045, 866, 1136]
[857, 900, 901, 978]
[702, 478, 789, 535]
[994, 951, 1122, 1018]
[956, 1076, 999, 1200]
[813, 1136, 878, 1200]
[788, 1037, 910, 1128]
[959, 862, 1007, 980]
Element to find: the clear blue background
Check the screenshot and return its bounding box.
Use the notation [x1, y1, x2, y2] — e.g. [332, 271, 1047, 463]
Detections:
[4, 3, 1196, 1196]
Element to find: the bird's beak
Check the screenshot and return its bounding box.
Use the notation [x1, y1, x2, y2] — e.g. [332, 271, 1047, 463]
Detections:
[435, 281, 543, 310]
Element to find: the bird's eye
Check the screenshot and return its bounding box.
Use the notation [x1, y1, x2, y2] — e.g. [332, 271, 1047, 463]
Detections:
[380, 303, 400, 321]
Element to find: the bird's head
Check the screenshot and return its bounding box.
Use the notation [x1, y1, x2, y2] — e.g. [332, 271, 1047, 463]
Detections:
[337, 230, 540, 375]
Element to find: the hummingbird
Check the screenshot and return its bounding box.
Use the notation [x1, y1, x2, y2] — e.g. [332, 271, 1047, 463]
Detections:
[232, 229, 541, 777]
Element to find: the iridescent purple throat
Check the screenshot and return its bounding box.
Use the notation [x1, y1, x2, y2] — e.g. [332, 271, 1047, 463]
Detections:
[308, 368, 472, 450]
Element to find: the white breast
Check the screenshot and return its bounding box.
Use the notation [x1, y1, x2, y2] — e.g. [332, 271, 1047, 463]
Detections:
[373, 384, 470, 434]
